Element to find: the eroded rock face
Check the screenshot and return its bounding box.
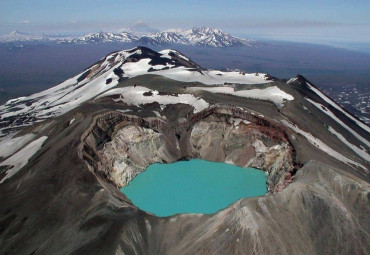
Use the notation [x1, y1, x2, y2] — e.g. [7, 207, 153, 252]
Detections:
[98, 126, 181, 187]
[81, 106, 296, 192]
[189, 116, 294, 190]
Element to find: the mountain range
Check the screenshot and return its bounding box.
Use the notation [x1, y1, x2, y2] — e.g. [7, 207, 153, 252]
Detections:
[0, 26, 254, 47]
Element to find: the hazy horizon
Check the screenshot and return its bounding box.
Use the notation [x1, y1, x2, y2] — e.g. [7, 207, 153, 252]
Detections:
[1, 0, 369, 51]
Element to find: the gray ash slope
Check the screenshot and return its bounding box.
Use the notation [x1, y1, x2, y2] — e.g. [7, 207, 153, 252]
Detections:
[0, 47, 369, 255]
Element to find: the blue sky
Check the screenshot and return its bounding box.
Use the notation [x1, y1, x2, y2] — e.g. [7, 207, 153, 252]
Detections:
[1, 0, 369, 45]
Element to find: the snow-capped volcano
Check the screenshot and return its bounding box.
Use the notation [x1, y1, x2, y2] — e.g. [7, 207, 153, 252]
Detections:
[59, 32, 139, 44]
[0, 46, 270, 136]
[182, 27, 253, 47]
[138, 31, 189, 46]
[119, 20, 160, 36]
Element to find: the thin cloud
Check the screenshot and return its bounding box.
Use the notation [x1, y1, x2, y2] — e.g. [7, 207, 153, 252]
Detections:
[246, 21, 350, 29]
[212, 19, 370, 31]
[20, 20, 30, 24]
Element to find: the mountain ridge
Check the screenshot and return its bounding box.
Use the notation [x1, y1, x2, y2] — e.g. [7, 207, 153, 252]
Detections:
[0, 27, 254, 48]
[0, 46, 270, 136]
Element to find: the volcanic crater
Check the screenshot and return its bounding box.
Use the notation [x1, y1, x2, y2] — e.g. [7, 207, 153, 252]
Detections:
[80, 105, 298, 199]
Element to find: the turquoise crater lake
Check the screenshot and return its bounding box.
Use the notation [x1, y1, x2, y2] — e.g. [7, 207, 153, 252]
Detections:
[120, 159, 267, 217]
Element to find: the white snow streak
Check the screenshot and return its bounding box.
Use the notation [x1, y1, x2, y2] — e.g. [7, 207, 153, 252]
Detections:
[328, 126, 370, 162]
[281, 120, 366, 170]
[307, 82, 370, 133]
[0, 133, 35, 158]
[188, 86, 294, 107]
[0, 136, 48, 183]
[306, 97, 370, 148]
[286, 78, 297, 84]
[100, 86, 209, 113]
[121, 59, 270, 85]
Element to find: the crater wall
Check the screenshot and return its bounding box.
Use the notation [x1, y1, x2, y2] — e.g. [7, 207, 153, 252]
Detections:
[80, 106, 297, 192]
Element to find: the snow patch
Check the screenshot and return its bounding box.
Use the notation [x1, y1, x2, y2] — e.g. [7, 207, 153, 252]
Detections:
[116, 109, 132, 114]
[153, 111, 162, 118]
[0, 133, 36, 158]
[159, 49, 190, 61]
[100, 86, 209, 113]
[228, 117, 251, 127]
[286, 78, 297, 84]
[150, 63, 175, 70]
[120, 60, 270, 85]
[5, 97, 27, 105]
[188, 86, 294, 107]
[0, 136, 48, 183]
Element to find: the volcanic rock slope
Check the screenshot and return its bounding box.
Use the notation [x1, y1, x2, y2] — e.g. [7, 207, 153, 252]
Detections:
[0, 47, 369, 255]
